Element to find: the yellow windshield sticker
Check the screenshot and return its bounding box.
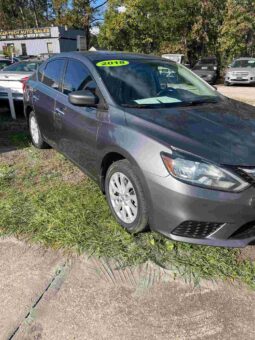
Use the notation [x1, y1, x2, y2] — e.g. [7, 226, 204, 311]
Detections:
[96, 60, 129, 67]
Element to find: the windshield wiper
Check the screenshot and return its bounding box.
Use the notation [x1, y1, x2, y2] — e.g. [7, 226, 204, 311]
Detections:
[122, 103, 157, 109]
[184, 98, 219, 106]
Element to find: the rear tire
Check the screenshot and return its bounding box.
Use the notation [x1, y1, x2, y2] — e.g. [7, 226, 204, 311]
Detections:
[105, 159, 149, 233]
[29, 111, 49, 149]
[224, 81, 230, 86]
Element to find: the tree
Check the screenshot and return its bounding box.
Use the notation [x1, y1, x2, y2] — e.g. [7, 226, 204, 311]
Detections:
[98, 0, 228, 65]
[0, 0, 50, 29]
[0, 0, 107, 50]
[219, 0, 255, 64]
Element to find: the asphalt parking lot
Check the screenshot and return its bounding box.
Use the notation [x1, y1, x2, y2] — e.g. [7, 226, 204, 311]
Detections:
[1, 86, 255, 339]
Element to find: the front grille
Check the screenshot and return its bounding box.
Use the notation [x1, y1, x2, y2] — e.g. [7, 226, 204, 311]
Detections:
[171, 221, 222, 239]
[231, 222, 255, 239]
[230, 78, 247, 81]
[233, 72, 249, 77]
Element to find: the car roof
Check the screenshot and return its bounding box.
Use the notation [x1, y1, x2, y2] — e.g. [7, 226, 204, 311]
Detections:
[15, 59, 41, 63]
[55, 51, 165, 62]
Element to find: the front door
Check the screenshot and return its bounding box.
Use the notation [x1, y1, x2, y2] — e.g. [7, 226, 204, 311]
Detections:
[54, 59, 103, 177]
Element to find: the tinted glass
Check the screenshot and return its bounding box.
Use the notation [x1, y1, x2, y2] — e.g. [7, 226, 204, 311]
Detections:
[199, 58, 217, 65]
[43, 59, 65, 90]
[63, 60, 92, 95]
[232, 59, 255, 68]
[95, 60, 220, 108]
[0, 60, 12, 70]
[3, 61, 41, 72]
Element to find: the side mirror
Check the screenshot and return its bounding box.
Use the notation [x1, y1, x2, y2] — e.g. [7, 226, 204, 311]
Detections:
[68, 90, 98, 107]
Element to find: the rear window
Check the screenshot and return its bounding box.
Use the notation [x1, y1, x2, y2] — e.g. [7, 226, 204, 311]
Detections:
[3, 61, 41, 72]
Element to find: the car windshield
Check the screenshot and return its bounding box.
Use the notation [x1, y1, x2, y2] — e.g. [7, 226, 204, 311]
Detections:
[95, 59, 220, 108]
[199, 58, 217, 65]
[231, 59, 255, 68]
[3, 61, 40, 72]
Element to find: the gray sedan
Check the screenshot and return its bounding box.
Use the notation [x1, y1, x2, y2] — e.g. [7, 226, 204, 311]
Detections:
[24, 52, 255, 247]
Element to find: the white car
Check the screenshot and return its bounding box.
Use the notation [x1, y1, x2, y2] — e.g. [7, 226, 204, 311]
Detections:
[0, 60, 41, 101]
[225, 58, 255, 86]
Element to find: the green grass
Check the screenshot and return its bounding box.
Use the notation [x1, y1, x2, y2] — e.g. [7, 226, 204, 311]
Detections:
[0, 144, 255, 288]
[9, 131, 30, 148]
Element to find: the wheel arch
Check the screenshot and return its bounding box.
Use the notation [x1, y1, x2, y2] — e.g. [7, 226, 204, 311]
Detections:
[24, 105, 33, 123]
[99, 148, 153, 225]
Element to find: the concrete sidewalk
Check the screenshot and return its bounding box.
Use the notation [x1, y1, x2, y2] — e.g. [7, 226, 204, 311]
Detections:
[0, 237, 255, 340]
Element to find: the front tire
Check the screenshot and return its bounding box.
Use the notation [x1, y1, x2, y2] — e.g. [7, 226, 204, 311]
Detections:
[29, 111, 49, 149]
[105, 159, 149, 233]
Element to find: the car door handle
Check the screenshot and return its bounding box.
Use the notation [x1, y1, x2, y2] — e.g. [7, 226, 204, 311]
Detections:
[55, 108, 65, 116]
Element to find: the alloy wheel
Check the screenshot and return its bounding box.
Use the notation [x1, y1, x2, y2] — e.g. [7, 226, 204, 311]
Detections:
[109, 171, 138, 224]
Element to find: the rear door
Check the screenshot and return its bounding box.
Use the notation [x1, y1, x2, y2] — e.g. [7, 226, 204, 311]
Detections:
[33, 58, 66, 146]
[54, 59, 104, 177]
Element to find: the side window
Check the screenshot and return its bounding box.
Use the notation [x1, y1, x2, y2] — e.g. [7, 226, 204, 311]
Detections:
[63, 60, 93, 95]
[42, 59, 65, 91]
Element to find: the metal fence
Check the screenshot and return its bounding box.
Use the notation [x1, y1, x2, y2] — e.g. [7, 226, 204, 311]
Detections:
[0, 86, 16, 119]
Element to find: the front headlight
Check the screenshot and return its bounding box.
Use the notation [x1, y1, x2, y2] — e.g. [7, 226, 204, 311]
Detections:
[161, 151, 249, 192]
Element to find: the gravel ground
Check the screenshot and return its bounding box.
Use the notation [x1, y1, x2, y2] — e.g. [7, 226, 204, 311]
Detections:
[217, 85, 255, 105]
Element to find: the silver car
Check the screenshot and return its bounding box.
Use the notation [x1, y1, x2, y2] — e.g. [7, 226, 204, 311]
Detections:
[225, 57, 255, 86]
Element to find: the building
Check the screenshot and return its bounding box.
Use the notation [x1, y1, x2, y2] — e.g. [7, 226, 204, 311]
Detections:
[0, 26, 85, 56]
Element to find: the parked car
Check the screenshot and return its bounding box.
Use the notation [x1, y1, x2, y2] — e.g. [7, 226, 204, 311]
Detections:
[0, 58, 13, 70]
[225, 57, 255, 86]
[24, 52, 255, 247]
[193, 56, 219, 84]
[0, 60, 42, 101]
[162, 54, 190, 68]
[192, 64, 218, 84]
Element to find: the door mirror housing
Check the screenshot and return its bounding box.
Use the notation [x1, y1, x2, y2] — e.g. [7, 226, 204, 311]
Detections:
[68, 90, 98, 107]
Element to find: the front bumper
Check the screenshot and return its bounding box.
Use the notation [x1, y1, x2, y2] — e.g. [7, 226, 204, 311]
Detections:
[145, 171, 255, 247]
[225, 76, 255, 85]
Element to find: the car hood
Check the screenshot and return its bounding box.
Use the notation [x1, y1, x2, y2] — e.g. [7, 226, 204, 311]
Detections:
[193, 69, 216, 76]
[124, 98, 255, 166]
[228, 67, 255, 73]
